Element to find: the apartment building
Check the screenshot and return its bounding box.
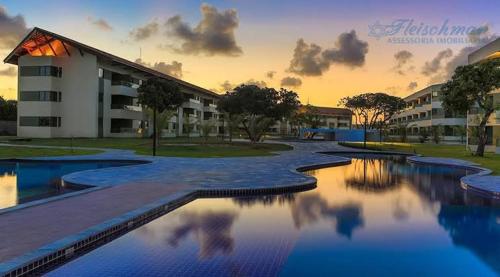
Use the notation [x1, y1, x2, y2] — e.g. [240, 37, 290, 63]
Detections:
[467, 37, 500, 152]
[4, 27, 221, 138]
[388, 84, 466, 143]
[267, 106, 352, 136]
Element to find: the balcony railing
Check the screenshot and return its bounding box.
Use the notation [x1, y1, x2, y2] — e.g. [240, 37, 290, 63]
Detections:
[110, 104, 142, 112]
[111, 80, 139, 88]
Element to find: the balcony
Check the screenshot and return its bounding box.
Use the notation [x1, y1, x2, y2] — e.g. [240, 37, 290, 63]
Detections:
[182, 99, 202, 109]
[111, 84, 137, 97]
[110, 104, 143, 120]
[203, 103, 217, 112]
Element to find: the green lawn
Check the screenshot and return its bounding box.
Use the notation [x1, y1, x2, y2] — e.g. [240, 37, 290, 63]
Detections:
[340, 142, 500, 174]
[0, 146, 101, 158]
[1, 137, 293, 158]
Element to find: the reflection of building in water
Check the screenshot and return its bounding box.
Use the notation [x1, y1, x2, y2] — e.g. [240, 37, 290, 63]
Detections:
[438, 205, 500, 274]
[290, 193, 364, 239]
[0, 165, 17, 209]
[343, 156, 404, 192]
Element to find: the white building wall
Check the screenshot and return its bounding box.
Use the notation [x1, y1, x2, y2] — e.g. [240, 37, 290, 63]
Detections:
[17, 49, 99, 138]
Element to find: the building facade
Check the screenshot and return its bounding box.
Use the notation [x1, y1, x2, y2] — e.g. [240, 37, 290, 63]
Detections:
[4, 28, 221, 138]
[466, 38, 500, 152]
[389, 84, 467, 143]
[267, 105, 352, 136]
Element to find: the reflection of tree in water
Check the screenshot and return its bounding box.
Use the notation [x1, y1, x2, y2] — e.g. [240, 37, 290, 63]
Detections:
[167, 210, 239, 259]
[232, 194, 295, 207]
[403, 165, 499, 207]
[344, 156, 403, 193]
[438, 205, 500, 274]
[290, 193, 364, 239]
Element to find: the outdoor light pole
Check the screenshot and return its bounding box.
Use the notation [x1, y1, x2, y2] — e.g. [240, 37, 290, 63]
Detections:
[465, 110, 469, 151]
[153, 91, 158, 156]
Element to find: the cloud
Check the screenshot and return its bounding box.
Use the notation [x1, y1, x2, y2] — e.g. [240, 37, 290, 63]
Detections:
[130, 21, 159, 41]
[0, 66, 16, 77]
[385, 86, 403, 95]
[287, 39, 329, 76]
[164, 3, 242, 56]
[407, 81, 418, 91]
[287, 30, 368, 76]
[214, 79, 267, 93]
[321, 30, 369, 67]
[280, 76, 302, 88]
[266, 71, 276, 79]
[87, 17, 113, 31]
[244, 79, 267, 88]
[421, 48, 453, 76]
[422, 25, 497, 84]
[135, 58, 183, 78]
[166, 211, 238, 259]
[219, 80, 234, 92]
[0, 6, 29, 49]
[393, 50, 413, 75]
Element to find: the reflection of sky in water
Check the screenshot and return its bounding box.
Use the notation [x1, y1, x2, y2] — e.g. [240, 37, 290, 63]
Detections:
[48, 155, 500, 276]
[0, 161, 140, 209]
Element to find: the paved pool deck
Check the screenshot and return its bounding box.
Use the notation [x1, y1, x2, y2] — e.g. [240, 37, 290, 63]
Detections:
[0, 141, 498, 275]
[0, 141, 355, 270]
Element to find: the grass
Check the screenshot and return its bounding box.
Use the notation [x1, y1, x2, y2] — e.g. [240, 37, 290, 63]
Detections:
[0, 146, 101, 158]
[340, 142, 500, 174]
[0, 137, 293, 158]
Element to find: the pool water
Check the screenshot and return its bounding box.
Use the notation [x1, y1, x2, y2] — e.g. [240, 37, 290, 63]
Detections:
[47, 155, 500, 276]
[0, 160, 141, 210]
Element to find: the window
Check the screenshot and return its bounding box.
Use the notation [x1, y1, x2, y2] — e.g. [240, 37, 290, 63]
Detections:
[20, 91, 60, 102]
[19, 116, 60, 127]
[20, 66, 62, 77]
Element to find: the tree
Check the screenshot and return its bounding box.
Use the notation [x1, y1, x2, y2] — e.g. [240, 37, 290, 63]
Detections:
[0, 97, 16, 121]
[218, 85, 300, 142]
[144, 108, 176, 140]
[138, 78, 184, 156]
[339, 93, 405, 148]
[200, 118, 216, 143]
[222, 113, 243, 142]
[183, 113, 196, 140]
[296, 105, 326, 139]
[431, 125, 443, 144]
[453, 125, 467, 144]
[419, 127, 429, 143]
[397, 122, 408, 143]
[440, 59, 500, 156]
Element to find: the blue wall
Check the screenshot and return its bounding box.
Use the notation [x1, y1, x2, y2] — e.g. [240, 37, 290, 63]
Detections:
[300, 128, 378, 142]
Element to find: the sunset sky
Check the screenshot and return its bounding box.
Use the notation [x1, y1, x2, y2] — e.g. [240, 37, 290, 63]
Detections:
[0, 0, 498, 107]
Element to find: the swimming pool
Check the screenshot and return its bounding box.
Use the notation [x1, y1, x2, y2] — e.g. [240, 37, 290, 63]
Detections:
[0, 160, 143, 210]
[46, 154, 500, 276]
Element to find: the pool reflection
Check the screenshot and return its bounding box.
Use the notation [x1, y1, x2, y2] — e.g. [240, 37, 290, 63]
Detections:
[48, 155, 500, 276]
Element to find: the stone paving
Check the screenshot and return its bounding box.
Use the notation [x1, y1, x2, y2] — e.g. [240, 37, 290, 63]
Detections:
[0, 141, 499, 274]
